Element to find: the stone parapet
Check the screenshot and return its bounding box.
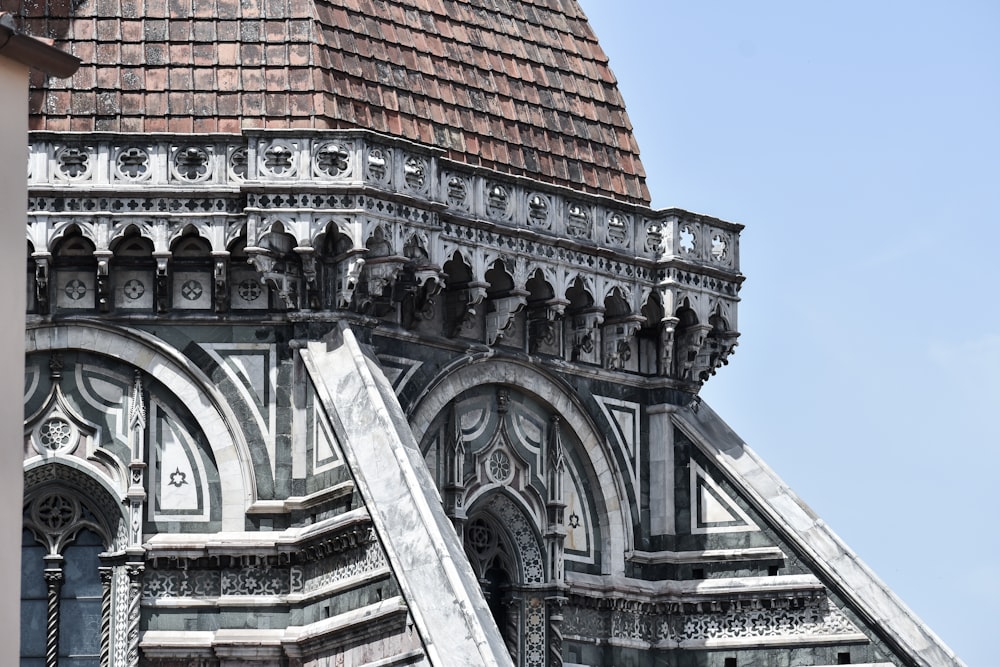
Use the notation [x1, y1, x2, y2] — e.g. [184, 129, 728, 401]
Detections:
[26, 129, 744, 386]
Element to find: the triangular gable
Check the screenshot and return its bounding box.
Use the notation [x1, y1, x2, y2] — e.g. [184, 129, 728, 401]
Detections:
[673, 402, 965, 667]
[299, 324, 511, 667]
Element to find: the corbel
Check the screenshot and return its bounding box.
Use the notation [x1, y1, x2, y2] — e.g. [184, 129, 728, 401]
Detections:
[528, 298, 568, 353]
[32, 251, 51, 314]
[486, 291, 528, 346]
[444, 281, 488, 337]
[153, 250, 170, 313]
[569, 307, 604, 362]
[212, 250, 230, 313]
[602, 314, 645, 370]
[94, 249, 113, 312]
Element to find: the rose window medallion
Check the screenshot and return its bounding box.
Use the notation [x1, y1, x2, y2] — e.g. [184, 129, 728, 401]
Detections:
[38, 418, 74, 451]
[487, 450, 513, 484]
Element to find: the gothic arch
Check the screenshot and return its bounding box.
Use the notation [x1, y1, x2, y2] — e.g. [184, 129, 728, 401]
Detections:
[408, 358, 631, 573]
[464, 491, 547, 666]
[21, 459, 135, 667]
[25, 321, 256, 529]
[23, 458, 127, 550]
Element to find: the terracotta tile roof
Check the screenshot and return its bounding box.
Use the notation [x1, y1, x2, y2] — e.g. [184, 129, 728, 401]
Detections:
[8, 0, 650, 204]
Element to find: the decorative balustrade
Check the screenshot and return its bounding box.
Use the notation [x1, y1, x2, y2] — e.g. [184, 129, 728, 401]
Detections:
[28, 132, 741, 272]
[26, 130, 744, 385]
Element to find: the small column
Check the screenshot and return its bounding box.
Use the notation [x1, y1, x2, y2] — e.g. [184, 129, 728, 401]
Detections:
[505, 592, 522, 664]
[125, 563, 144, 667]
[546, 595, 566, 667]
[43, 556, 63, 667]
[98, 565, 113, 667]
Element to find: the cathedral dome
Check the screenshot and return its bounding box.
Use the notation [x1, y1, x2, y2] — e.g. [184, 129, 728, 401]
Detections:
[16, 0, 650, 204]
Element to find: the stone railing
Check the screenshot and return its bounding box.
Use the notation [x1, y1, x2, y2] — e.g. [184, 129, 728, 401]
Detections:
[27, 131, 741, 274]
[26, 130, 744, 384]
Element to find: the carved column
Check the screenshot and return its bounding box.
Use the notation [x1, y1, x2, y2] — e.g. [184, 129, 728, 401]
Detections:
[43, 557, 63, 667]
[125, 563, 144, 667]
[99, 565, 113, 667]
[505, 592, 522, 666]
[659, 315, 679, 377]
[546, 596, 566, 667]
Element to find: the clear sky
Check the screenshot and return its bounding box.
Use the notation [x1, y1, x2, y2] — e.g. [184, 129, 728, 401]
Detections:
[577, 2, 999, 665]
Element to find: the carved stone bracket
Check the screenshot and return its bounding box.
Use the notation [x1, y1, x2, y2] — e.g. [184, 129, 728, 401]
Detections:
[212, 251, 230, 313]
[154, 252, 170, 313]
[528, 299, 567, 354]
[245, 246, 298, 310]
[603, 315, 645, 370]
[335, 250, 367, 310]
[659, 316, 680, 377]
[294, 245, 320, 309]
[486, 293, 527, 345]
[569, 308, 604, 363]
[359, 254, 406, 313]
[445, 282, 487, 338]
[95, 250, 112, 312]
[33, 252, 51, 314]
[677, 323, 713, 381]
[397, 263, 443, 328]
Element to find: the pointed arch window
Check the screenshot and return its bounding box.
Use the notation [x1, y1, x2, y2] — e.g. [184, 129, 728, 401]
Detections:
[20, 489, 113, 667]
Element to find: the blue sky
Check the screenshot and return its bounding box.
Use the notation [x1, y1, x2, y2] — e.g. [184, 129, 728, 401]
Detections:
[578, 2, 999, 665]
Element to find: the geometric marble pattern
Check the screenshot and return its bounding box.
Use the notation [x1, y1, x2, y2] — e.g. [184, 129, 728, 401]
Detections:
[690, 461, 759, 534]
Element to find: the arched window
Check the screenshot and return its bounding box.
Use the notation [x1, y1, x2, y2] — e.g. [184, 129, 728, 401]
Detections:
[20, 483, 125, 667]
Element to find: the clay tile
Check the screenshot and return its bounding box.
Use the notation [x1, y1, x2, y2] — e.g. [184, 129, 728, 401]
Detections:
[167, 116, 194, 132]
[168, 91, 193, 114]
[263, 92, 286, 116]
[288, 68, 312, 91]
[216, 92, 239, 115]
[266, 44, 287, 65]
[168, 68, 192, 90]
[145, 67, 167, 91]
[192, 92, 215, 115]
[192, 67, 215, 90]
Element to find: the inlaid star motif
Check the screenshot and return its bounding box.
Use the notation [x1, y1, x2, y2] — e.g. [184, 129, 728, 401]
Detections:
[168, 467, 188, 487]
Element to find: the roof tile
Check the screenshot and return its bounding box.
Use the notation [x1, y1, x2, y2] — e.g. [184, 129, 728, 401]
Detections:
[22, 0, 649, 203]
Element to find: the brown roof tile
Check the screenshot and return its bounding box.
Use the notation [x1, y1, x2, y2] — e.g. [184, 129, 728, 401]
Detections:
[20, 0, 649, 203]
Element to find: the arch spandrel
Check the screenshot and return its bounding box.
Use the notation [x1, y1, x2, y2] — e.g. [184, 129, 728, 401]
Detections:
[26, 321, 256, 530]
[408, 358, 632, 575]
